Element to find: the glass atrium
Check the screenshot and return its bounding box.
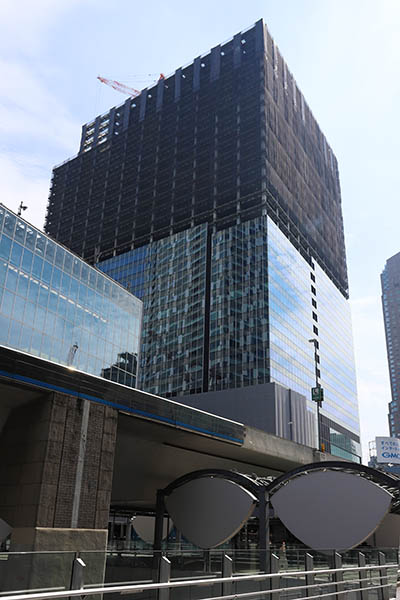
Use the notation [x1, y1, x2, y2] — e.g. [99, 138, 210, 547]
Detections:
[0, 205, 142, 388]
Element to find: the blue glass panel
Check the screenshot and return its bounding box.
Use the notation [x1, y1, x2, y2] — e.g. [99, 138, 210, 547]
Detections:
[0, 235, 12, 260]
[0, 313, 9, 344]
[72, 258, 81, 279]
[17, 272, 29, 296]
[0, 207, 4, 231]
[58, 296, 68, 318]
[9, 321, 21, 347]
[69, 278, 79, 302]
[25, 226, 36, 250]
[53, 317, 65, 340]
[31, 330, 42, 355]
[10, 242, 23, 267]
[24, 302, 36, 327]
[1, 290, 15, 316]
[63, 253, 72, 274]
[78, 283, 87, 304]
[42, 261, 52, 285]
[19, 325, 32, 351]
[61, 272, 71, 295]
[3, 212, 16, 237]
[21, 248, 33, 273]
[89, 270, 97, 289]
[41, 333, 52, 358]
[35, 233, 46, 257]
[45, 239, 56, 263]
[15, 221, 26, 245]
[54, 246, 64, 269]
[13, 295, 26, 321]
[28, 278, 40, 303]
[34, 305, 46, 330]
[104, 279, 111, 297]
[38, 284, 49, 308]
[44, 312, 56, 336]
[51, 267, 62, 291]
[0, 261, 7, 286]
[66, 302, 75, 322]
[32, 256, 43, 279]
[96, 276, 104, 294]
[48, 290, 58, 313]
[75, 305, 84, 327]
[80, 264, 89, 284]
[51, 337, 62, 363]
[5, 267, 18, 292]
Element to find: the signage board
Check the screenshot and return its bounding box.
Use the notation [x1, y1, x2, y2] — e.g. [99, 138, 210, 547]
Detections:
[311, 386, 324, 403]
[376, 436, 400, 464]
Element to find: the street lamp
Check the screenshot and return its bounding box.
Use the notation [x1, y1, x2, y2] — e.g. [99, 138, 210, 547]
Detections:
[308, 338, 323, 452]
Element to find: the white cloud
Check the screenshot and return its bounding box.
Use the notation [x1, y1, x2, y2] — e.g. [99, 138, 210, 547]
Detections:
[0, 0, 82, 56]
[0, 153, 50, 230]
[0, 0, 83, 228]
[0, 58, 80, 153]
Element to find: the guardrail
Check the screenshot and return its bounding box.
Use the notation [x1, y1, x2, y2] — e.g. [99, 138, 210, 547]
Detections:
[0, 551, 397, 600]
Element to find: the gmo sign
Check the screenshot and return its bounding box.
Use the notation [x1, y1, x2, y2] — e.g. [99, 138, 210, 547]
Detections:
[376, 436, 400, 464]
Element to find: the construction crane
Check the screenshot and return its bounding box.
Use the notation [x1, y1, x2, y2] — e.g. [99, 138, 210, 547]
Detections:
[97, 74, 165, 97]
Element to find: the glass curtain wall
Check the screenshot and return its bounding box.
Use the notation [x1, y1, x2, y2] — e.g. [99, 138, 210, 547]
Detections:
[0, 205, 142, 387]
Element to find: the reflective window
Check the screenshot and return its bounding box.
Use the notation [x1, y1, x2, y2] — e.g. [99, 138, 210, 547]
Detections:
[0, 205, 142, 388]
[98, 213, 360, 459]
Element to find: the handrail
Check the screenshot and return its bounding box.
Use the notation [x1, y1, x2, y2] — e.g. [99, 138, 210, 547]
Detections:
[0, 562, 397, 600]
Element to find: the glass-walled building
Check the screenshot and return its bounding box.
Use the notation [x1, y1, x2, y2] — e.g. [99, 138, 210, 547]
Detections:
[0, 204, 142, 387]
[43, 20, 360, 460]
[99, 215, 360, 460]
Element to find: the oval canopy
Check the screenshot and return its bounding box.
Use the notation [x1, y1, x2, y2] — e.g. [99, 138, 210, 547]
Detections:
[271, 470, 393, 551]
[133, 515, 172, 544]
[165, 476, 257, 549]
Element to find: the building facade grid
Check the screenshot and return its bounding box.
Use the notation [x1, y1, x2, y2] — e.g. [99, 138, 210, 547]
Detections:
[0, 204, 142, 387]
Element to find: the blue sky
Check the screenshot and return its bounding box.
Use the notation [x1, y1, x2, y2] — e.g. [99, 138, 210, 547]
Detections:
[1, 0, 399, 460]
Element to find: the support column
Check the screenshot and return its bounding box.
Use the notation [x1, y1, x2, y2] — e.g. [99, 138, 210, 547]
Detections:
[0, 391, 118, 591]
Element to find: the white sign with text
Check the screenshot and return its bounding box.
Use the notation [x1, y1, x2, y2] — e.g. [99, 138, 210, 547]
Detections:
[376, 436, 400, 464]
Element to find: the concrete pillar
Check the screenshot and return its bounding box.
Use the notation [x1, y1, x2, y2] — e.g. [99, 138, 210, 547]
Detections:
[0, 391, 118, 591]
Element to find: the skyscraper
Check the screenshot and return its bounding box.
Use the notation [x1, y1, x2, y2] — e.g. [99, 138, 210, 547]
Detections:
[45, 20, 360, 460]
[381, 252, 400, 436]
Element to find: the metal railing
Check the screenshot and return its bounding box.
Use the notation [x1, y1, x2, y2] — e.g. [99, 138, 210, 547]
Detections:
[0, 550, 397, 600]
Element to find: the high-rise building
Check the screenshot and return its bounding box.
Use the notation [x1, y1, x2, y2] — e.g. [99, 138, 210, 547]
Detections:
[45, 20, 360, 460]
[381, 252, 400, 436]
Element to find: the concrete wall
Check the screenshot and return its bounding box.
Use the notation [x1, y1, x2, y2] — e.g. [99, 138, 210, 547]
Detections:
[0, 391, 117, 537]
[0, 391, 117, 591]
[178, 382, 316, 447]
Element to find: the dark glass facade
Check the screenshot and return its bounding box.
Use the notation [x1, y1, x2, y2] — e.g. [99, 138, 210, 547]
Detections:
[44, 20, 359, 459]
[45, 19, 347, 298]
[381, 252, 400, 436]
[0, 204, 142, 387]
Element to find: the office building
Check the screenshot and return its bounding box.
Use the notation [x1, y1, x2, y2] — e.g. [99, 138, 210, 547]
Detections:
[44, 20, 360, 460]
[0, 204, 142, 387]
[381, 252, 400, 436]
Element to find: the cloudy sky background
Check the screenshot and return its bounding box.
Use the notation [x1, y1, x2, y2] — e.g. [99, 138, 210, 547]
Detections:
[1, 0, 399, 461]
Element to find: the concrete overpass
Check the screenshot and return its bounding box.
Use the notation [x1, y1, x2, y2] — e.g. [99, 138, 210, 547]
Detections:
[0, 345, 330, 553]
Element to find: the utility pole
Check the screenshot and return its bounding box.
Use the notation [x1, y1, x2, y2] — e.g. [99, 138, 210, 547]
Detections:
[308, 338, 324, 451]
